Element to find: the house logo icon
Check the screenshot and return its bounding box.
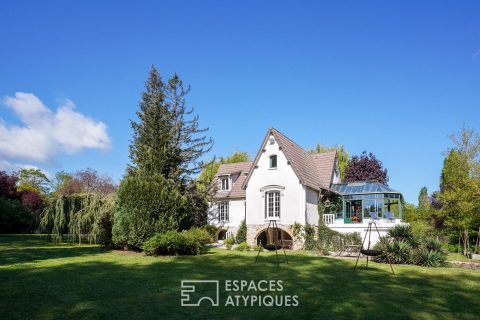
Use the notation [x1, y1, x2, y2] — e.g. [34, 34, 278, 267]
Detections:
[181, 280, 220, 307]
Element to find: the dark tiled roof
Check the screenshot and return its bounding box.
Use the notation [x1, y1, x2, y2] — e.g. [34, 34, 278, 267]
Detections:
[243, 128, 337, 191]
[215, 162, 253, 177]
[310, 151, 337, 188]
[214, 161, 252, 199]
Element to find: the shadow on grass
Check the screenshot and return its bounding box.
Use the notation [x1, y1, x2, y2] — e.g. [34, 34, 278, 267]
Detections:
[1, 236, 480, 320]
[0, 235, 106, 266]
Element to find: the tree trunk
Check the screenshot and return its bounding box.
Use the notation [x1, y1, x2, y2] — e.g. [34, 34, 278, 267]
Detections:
[463, 229, 469, 256]
[476, 226, 480, 254]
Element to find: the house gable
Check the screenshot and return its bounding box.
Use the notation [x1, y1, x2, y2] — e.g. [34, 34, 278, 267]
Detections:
[243, 128, 337, 191]
[244, 131, 306, 225]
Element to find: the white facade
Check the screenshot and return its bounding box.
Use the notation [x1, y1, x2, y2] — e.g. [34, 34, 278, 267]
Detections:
[209, 199, 245, 239]
[323, 216, 404, 246]
[245, 134, 307, 226]
[209, 128, 402, 249]
[305, 187, 319, 225]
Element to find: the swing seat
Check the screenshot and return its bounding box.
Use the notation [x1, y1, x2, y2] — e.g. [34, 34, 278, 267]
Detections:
[264, 244, 283, 251]
[361, 249, 382, 257]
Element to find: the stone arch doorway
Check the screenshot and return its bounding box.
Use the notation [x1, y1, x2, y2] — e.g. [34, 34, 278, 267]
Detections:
[255, 228, 293, 249]
[216, 229, 228, 241]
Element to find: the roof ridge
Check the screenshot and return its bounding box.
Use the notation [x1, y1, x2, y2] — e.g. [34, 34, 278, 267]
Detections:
[219, 161, 253, 166]
[271, 128, 310, 154]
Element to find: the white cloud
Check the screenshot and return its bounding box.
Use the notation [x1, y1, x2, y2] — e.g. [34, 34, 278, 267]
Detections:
[0, 92, 112, 164]
[0, 159, 40, 173]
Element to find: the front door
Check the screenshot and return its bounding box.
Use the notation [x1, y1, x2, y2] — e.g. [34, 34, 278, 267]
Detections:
[345, 200, 362, 223]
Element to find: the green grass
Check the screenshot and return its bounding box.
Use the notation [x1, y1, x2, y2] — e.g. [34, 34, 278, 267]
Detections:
[1, 235, 480, 320]
[447, 252, 480, 263]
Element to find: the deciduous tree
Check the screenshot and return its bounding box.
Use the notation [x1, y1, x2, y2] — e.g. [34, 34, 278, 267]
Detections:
[344, 151, 388, 185]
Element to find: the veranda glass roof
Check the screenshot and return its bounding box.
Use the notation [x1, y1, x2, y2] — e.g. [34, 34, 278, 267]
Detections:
[330, 182, 400, 195]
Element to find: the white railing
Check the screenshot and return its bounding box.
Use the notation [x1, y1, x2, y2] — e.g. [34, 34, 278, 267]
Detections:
[323, 214, 335, 225]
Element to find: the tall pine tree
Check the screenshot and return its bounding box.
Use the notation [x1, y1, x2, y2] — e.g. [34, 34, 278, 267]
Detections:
[113, 66, 213, 247]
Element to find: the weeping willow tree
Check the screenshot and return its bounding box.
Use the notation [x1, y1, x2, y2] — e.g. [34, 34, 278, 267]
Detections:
[39, 193, 114, 245]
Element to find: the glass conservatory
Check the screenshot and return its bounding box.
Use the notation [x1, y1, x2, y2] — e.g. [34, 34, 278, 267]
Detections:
[330, 182, 403, 224]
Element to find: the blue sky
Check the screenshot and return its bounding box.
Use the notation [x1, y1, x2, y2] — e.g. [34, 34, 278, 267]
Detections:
[1, 0, 479, 204]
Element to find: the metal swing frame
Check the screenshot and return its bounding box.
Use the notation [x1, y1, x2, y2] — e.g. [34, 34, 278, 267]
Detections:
[354, 220, 395, 275]
[254, 220, 288, 269]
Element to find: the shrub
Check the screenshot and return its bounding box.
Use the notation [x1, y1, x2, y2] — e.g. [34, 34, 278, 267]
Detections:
[112, 172, 188, 247]
[423, 236, 443, 252]
[235, 241, 250, 251]
[0, 198, 32, 233]
[236, 220, 247, 244]
[187, 227, 213, 245]
[317, 222, 339, 250]
[224, 237, 235, 250]
[142, 228, 211, 256]
[373, 236, 392, 263]
[415, 249, 447, 267]
[388, 224, 414, 242]
[203, 224, 218, 239]
[387, 240, 412, 264]
[374, 229, 448, 267]
[304, 223, 317, 250]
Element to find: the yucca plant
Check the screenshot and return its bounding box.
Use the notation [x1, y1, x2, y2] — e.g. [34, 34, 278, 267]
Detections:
[422, 236, 443, 252]
[387, 240, 412, 264]
[387, 224, 414, 242]
[415, 249, 447, 267]
[373, 236, 391, 263]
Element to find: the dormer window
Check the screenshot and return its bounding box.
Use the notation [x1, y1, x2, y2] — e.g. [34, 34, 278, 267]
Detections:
[269, 155, 277, 169]
[221, 177, 230, 191]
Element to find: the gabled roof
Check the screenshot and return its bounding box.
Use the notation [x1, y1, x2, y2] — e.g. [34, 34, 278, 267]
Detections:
[242, 128, 337, 191]
[214, 161, 252, 199]
[311, 151, 337, 188]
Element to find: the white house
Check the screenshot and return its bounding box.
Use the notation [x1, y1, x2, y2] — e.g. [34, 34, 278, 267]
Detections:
[209, 128, 403, 249]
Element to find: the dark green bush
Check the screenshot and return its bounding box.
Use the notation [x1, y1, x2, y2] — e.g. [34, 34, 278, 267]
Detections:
[415, 249, 447, 267]
[113, 172, 188, 247]
[235, 220, 247, 244]
[373, 236, 391, 263]
[0, 198, 32, 233]
[388, 224, 414, 242]
[423, 236, 443, 252]
[142, 228, 211, 255]
[204, 224, 218, 239]
[374, 229, 447, 267]
[387, 240, 412, 264]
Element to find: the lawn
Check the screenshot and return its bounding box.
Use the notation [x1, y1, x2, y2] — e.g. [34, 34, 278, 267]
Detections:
[1, 235, 479, 320]
[447, 252, 480, 263]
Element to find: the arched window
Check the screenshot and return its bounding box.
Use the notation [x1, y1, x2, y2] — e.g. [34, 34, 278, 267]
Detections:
[265, 191, 280, 219]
